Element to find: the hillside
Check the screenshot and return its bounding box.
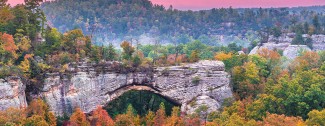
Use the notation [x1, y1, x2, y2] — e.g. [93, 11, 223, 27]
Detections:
[41, 0, 325, 45]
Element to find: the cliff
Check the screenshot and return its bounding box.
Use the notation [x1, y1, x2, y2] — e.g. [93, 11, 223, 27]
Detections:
[0, 77, 27, 110]
[41, 60, 232, 115]
[0, 60, 232, 116]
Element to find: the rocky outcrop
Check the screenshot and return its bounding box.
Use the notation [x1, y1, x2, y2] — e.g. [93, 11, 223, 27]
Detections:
[283, 45, 311, 59]
[250, 34, 325, 58]
[41, 60, 232, 115]
[251, 44, 312, 60]
[312, 35, 325, 51]
[0, 77, 27, 110]
[249, 42, 291, 55]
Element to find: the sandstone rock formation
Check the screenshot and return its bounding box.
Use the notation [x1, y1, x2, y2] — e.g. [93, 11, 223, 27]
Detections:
[312, 35, 325, 51]
[251, 44, 312, 60]
[283, 45, 311, 59]
[0, 77, 27, 110]
[249, 33, 325, 58]
[41, 60, 232, 115]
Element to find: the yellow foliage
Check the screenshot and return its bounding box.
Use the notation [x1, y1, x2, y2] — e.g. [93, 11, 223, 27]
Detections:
[306, 109, 325, 126]
[60, 64, 69, 73]
[17, 37, 31, 52]
[0, 107, 26, 125]
[19, 58, 30, 75]
[215, 52, 232, 61]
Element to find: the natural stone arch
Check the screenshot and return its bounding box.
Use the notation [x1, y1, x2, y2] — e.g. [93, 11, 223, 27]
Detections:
[108, 85, 182, 106]
[40, 60, 232, 116]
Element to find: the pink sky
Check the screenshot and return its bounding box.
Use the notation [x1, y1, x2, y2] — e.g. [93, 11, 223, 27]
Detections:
[8, 0, 325, 10]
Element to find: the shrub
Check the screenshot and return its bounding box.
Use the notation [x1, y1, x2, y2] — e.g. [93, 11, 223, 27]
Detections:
[192, 76, 201, 85]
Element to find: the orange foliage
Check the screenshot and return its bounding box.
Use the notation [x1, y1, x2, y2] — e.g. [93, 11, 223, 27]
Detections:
[184, 116, 201, 126]
[154, 104, 166, 126]
[24, 54, 34, 59]
[26, 99, 56, 126]
[259, 113, 305, 126]
[165, 107, 184, 126]
[167, 54, 187, 65]
[92, 106, 114, 126]
[0, 7, 15, 24]
[0, 33, 18, 58]
[257, 48, 280, 61]
[289, 51, 320, 73]
[27, 99, 48, 117]
[70, 108, 90, 126]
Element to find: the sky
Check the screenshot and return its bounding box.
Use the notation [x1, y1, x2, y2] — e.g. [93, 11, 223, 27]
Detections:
[8, 0, 325, 10]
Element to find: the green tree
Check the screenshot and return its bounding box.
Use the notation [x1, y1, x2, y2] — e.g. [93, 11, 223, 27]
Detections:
[103, 43, 116, 61]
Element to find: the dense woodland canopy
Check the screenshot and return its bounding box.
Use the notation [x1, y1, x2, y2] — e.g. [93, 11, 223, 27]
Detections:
[0, 0, 324, 126]
[41, 0, 325, 45]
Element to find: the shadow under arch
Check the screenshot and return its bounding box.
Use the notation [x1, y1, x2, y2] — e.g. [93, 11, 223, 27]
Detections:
[104, 84, 181, 117]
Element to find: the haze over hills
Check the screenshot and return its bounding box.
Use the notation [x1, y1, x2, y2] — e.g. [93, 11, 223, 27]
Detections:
[40, 0, 325, 46]
[9, 0, 325, 9]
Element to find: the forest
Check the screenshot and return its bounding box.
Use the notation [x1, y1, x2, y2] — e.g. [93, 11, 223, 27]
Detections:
[0, 0, 324, 126]
[40, 0, 325, 45]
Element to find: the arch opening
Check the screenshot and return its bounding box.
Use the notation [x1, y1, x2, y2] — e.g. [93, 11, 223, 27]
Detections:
[104, 88, 181, 118]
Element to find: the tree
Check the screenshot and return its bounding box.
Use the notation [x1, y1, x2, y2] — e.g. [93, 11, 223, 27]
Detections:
[291, 32, 304, 45]
[271, 27, 282, 39]
[0, 5, 14, 25]
[132, 54, 141, 67]
[215, 52, 232, 61]
[154, 103, 166, 126]
[165, 107, 183, 126]
[267, 70, 325, 119]
[62, 29, 85, 54]
[145, 111, 155, 126]
[232, 61, 261, 99]
[103, 43, 116, 61]
[0, 33, 18, 63]
[0, 107, 26, 125]
[70, 108, 90, 126]
[115, 105, 140, 126]
[22, 115, 49, 126]
[24, 0, 46, 39]
[120, 41, 135, 61]
[18, 55, 31, 77]
[189, 50, 199, 63]
[183, 40, 206, 56]
[306, 109, 325, 126]
[289, 51, 320, 73]
[259, 113, 305, 126]
[26, 99, 56, 126]
[92, 106, 114, 126]
[17, 37, 31, 52]
[312, 15, 321, 34]
[0, 0, 8, 7]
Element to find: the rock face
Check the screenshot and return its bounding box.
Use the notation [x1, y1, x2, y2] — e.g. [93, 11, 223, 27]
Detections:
[283, 45, 311, 59]
[312, 35, 325, 51]
[251, 44, 312, 60]
[0, 77, 27, 110]
[249, 34, 325, 59]
[42, 60, 232, 115]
